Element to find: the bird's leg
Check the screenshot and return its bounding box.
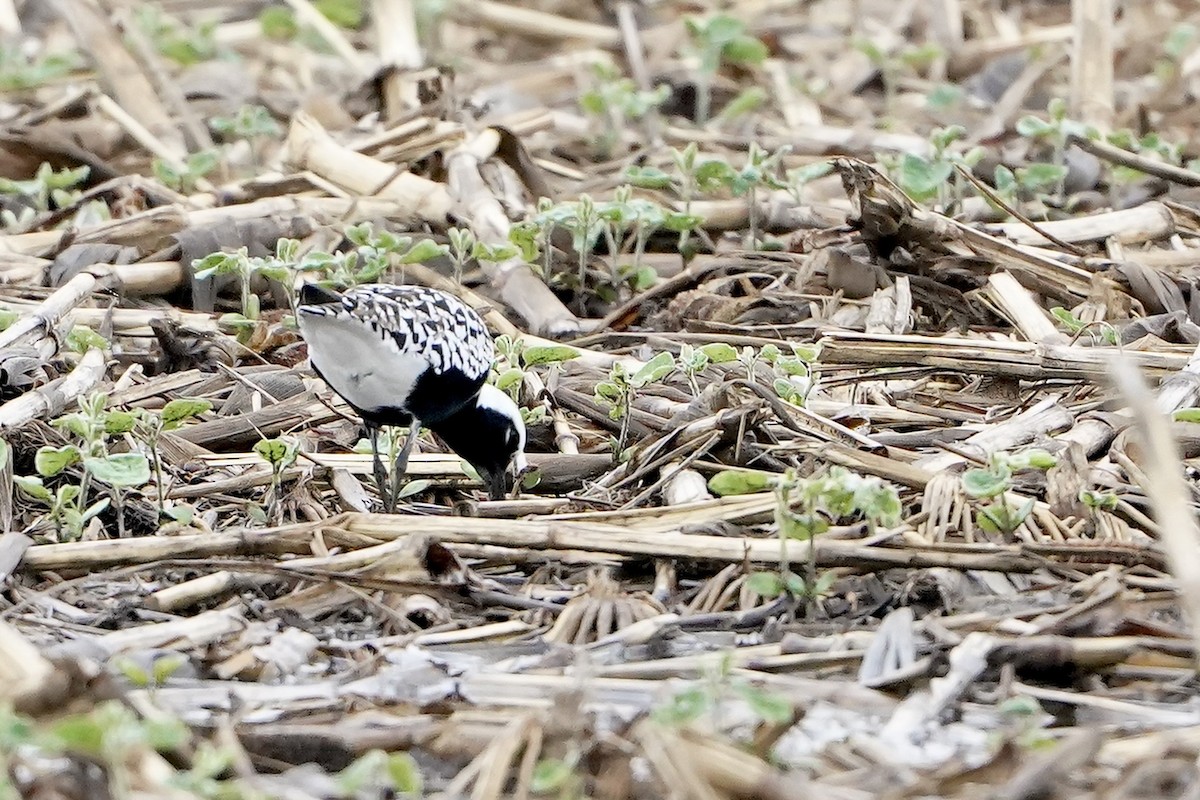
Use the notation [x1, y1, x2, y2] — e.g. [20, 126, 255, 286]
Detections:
[367, 424, 390, 511]
[388, 419, 422, 511]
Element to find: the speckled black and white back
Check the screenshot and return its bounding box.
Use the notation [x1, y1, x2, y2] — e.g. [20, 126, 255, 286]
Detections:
[297, 284, 494, 425]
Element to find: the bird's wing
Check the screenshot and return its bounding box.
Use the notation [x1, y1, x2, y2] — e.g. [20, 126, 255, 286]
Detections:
[335, 285, 495, 380]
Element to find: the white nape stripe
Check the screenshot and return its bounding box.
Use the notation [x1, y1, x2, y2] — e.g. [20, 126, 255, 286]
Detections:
[300, 311, 428, 414]
[477, 384, 527, 452]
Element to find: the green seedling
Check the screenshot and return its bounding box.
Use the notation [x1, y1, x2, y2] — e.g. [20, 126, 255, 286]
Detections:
[962, 449, 1056, 536]
[675, 342, 737, 396]
[594, 352, 674, 452]
[1050, 307, 1118, 345]
[738, 467, 900, 608]
[153, 150, 218, 194]
[0, 162, 90, 230]
[0, 47, 78, 91]
[655, 651, 793, 733]
[134, 5, 220, 65]
[446, 226, 518, 286]
[893, 125, 984, 210]
[855, 38, 942, 114]
[209, 104, 281, 171]
[1015, 98, 1097, 200]
[254, 435, 299, 525]
[683, 13, 768, 125]
[580, 62, 669, 157]
[337, 749, 423, 796]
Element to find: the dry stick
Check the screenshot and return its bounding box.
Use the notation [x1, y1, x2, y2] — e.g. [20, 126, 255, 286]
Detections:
[110, 5, 212, 151]
[0, 272, 96, 351]
[444, 130, 582, 337]
[373, 0, 424, 120]
[94, 94, 215, 194]
[452, 0, 621, 45]
[953, 164, 1086, 256]
[1070, 0, 1114, 128]
[280, 0, 371, 75]
[1111, 356, 1200, 670]
[52, 0, 185, 154]
[1070, 134, 1200, 188]
[281, 113, 453, 225]
[985, 201, 1175, 247]
[982, 271, 1070, 345]
[20, 513, 1066, 574]
[0, 348, 107, 430]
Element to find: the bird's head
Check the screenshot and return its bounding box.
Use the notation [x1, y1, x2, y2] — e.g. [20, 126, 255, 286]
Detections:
[432, 384, 528, 501]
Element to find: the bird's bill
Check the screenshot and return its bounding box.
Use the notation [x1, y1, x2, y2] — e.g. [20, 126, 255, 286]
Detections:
[485, 469, 507, 501]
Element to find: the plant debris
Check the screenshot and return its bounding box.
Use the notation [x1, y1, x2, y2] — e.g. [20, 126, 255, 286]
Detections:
[3, 0, 1200, 797]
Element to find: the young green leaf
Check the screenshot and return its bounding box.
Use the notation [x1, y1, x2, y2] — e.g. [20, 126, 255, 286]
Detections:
[521, 345, 581, 367]
[708, 469, 773, 497]
[104, 410, 138, 435]
[631, 351, 675, 387]
[495, 368, 524, 392]
[397, 479, 431, 499]
[698, 342, 738, 363]
[86, 454, 151, 487]
[530, 758, 575, 793]
[734, 683, 793, 724]
[254, 437, 297, 468]
[14, 475, 52, 502]
[961, 465, 1011, 498]
[746, 570, 785, 597]
[35, 445, 80, 477]
[161, 398, 213, 428]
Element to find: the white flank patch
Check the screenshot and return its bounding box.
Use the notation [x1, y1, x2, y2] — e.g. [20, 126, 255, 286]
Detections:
[299, 311, 427, 413]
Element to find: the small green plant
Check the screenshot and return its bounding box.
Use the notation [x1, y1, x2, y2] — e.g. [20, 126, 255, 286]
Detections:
[1015, 98, 1096, 200]
[445, 226, 518, 286]
[330, 222, 449, 286]
[962, 449, 1056, 536]
[254, 435, 299, 524]
[153, 150, 218, 194]
[892, 125, 984, 210]
[594, 352, 675, 452]
[209, 104, 281, 171]
[730, 467, 900, 606]
[337, 748, 423, 796]
[1156, 22, 1198, 84]
[132, 398, 212, 510]
[192, 245, 279, 328]
[1050, 306, 1118, 345]
[580, 62, 669, 157]
[210, 104, 280, 141]
[13, 393, 210, 539]
[675, 342, 737, 396]
[493, 335, 578, 404]
[782, 160, 834, 206]
[855, 38, 942, 114]
[1104, 128, 1188, 182]
[0, 47, 78, 91]
[763, 342, 818, 406]
[0, 162, 90, 229]
[655, 652, 793, 731]
[134, 5, 220, 65]
[683, 14, 768, 125]
[530, 752, 584, 799]
[252, 438, 298, 525]
[315, 0, 365, 28]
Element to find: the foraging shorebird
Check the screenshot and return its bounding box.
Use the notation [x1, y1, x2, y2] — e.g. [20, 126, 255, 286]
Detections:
[296, 283, 527, 511]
